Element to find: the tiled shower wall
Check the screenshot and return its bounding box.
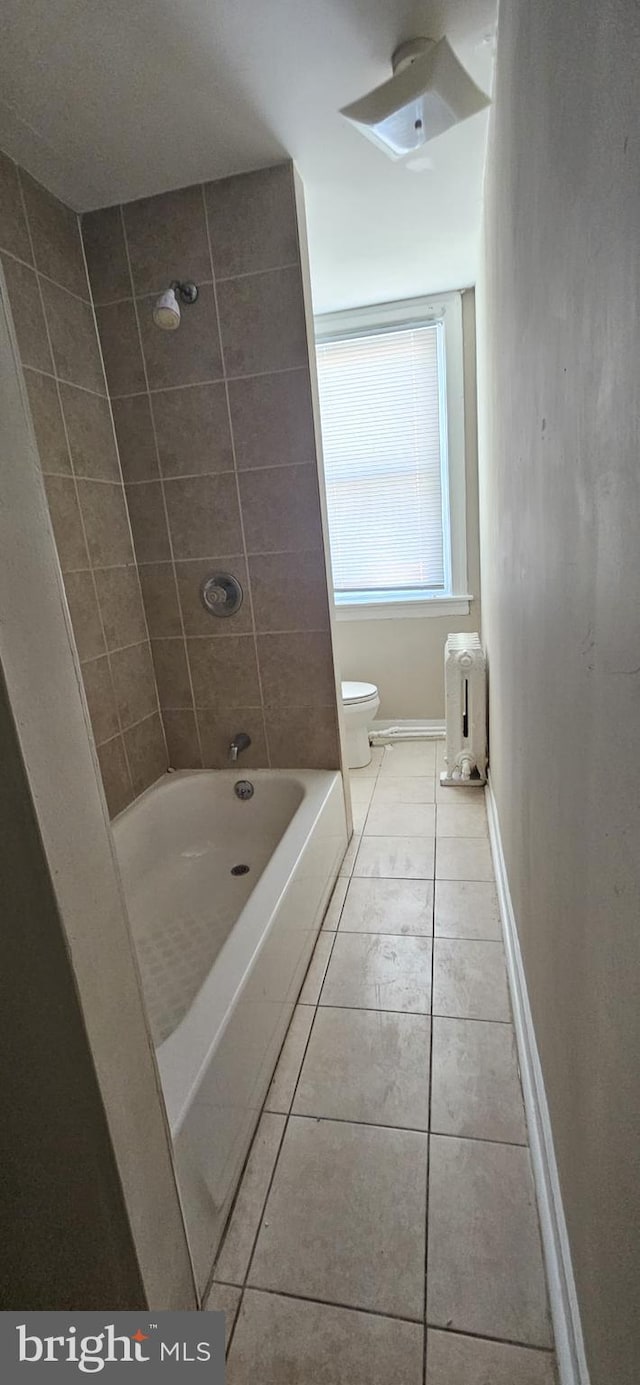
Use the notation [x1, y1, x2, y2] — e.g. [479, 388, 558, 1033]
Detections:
[0, 150, 167, 816]
[82, 162, 340, 772]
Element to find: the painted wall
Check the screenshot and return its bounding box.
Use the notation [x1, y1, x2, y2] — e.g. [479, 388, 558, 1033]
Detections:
[477, 2, 640, 1380]
[332, 291, 482, 720]
[83, 163, 340, 772]
[0, 149, 166, 815]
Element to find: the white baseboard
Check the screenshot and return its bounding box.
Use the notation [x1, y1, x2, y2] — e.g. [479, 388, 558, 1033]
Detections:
[486, 778, 590, 1385]
[370, 718, 445, 742]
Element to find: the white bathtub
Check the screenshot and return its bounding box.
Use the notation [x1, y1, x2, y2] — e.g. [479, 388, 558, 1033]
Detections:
[112, 767, 347, 1296]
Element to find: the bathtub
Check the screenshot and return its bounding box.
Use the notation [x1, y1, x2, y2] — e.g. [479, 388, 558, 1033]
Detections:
[112, 767, 347, 1296]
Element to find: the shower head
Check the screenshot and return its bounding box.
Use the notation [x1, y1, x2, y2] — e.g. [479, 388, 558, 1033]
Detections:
[340, 36, 490, 160]
[152, 280, 199, 331]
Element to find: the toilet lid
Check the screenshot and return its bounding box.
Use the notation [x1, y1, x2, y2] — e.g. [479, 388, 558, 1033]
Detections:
[342, 680, 378, 705]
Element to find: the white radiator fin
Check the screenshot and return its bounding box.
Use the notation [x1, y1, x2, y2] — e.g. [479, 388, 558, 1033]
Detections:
[441, 632, 487, 786]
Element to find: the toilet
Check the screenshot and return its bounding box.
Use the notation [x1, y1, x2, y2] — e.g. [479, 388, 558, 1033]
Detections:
[341, 681, 380, 769]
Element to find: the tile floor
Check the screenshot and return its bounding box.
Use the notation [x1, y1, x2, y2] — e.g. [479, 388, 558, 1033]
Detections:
[206, 740, 556, 1383]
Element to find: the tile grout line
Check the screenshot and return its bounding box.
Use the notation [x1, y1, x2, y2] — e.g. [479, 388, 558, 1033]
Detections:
[200, 183, 271, 767]
[118, 203, 201, 769]
[14, 170, 136, 803]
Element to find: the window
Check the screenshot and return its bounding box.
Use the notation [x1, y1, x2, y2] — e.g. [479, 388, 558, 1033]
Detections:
[315, 294, 469, 619]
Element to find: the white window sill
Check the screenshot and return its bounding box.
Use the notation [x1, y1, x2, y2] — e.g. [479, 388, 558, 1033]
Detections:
[334, 595, 473, 622]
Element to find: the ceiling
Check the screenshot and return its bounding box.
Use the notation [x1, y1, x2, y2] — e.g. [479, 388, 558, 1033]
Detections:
[0, 0, 496, 312]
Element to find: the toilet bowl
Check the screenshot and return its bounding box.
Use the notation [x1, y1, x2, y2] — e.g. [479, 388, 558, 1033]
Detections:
[341, 681, 380, 769]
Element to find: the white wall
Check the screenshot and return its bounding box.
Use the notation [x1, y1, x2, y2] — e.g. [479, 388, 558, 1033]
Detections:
[476, 1, 640, 1379]
[333, 291, 481, 719]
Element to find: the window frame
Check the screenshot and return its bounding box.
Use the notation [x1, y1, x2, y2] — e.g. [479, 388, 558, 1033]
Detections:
[315, 292, 469, 620]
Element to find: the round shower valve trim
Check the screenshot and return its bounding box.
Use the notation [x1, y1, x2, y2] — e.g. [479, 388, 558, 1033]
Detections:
[200, 571, 244, 618]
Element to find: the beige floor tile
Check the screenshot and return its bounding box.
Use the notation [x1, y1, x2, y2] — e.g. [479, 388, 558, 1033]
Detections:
[436, 837, 494, 881]
[431, 1017, 526, 1143]
[354, 835, 435, 879]
[349, 747, 384, 778]
[320, 932, 432, 1014]
[427, 1135, 552, 1347]
[426, 1329, 556, 1385]
[322, 876, 349, 930]
[436, 801, 488, 837]
[380, 742, 436, 776]
[293, 1006, 431, 1129]
[204, 1282, 242, 1350]
[340, 877, 433, 936]
[364, 802, 436, 837]
[434, 880, 501, 940]
[372, 776, 435, 804]
[436, 781, 487, 803]
[351, 798, 371, 833]
[340, 833, 362, 876]
[433, 939, 510, 1021]
[298, 931, 334, 1004]
[265, 1005, 316, 1113]
[248, 1116, 427, 1318]
[228, 1290, 423, 1385]
[215, 1111, 286, 1285]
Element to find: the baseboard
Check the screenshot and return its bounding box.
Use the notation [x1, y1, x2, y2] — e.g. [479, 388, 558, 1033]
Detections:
[486, 777, 590, 1385]
[370, 718, 445, 741]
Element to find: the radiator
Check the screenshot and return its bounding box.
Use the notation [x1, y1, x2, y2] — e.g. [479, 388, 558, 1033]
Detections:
[440, 633, 487, 787]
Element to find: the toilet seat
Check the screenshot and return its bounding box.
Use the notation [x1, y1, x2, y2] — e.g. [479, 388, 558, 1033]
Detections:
[341, 680, 378, 706]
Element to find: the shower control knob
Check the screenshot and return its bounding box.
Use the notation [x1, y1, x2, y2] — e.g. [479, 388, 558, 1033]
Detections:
[200, 571, 243, 617]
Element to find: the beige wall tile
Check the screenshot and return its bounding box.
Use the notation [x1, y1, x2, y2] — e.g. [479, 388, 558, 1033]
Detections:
[123, 185, 211, 297]
[138, 562, 182, 637]
[20, 173, 88, 299]
[205, 163, 298, 279]
[41, 280, 106, 393]
[138, 282, 222, 389]
[0, 151, 32, 261]
[151, 638, 192, 709]
[126, 480, 171, 562]
[217, 266, 308, 376]
[257, 631, 335, 707]
[96, 299, 146, 396]
[188, 634, 260, 709]
[239, 463, 323, 554]
[44, 475, 89, 571]
[82, 205, 131, 304]
[175, 555, 251, 637]
[164, 472, 242, 558]
[2, 256, 53, 372]
[59, 385, 120, 480]
[24, 369, 71, 474]
[265, 705, 340, 769]
[228, 368, 315, 470]
[64, 570, 106, 662]
[249, 551, 330, 632]
[123, 711, 167, 795]
[94, 566, 148, 651]
[77, 480, 134, 567]
[162, 709, 202, 769]
[152, 380, 233, 476]
[112, 395, 159, 481]
[110, 641, 158, 728]
[81, 655, 120, 744]
[96, 735, 134, 817]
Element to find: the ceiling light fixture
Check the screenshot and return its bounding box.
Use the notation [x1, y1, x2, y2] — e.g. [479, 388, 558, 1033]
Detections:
[340, 37, 490, 160]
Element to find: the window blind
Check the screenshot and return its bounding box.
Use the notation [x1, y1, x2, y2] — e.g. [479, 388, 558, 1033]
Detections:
[316, 323, 446, 598]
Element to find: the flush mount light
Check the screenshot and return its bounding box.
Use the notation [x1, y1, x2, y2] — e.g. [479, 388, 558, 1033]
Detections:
[152, 280, 199, 331]
[340, 37, 490, 160]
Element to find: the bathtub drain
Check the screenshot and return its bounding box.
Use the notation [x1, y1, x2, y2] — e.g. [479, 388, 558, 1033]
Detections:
[231, 863, 250, 876]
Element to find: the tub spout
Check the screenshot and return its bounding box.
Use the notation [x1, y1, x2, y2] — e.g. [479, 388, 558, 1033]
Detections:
[228, 732, 251, 763]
